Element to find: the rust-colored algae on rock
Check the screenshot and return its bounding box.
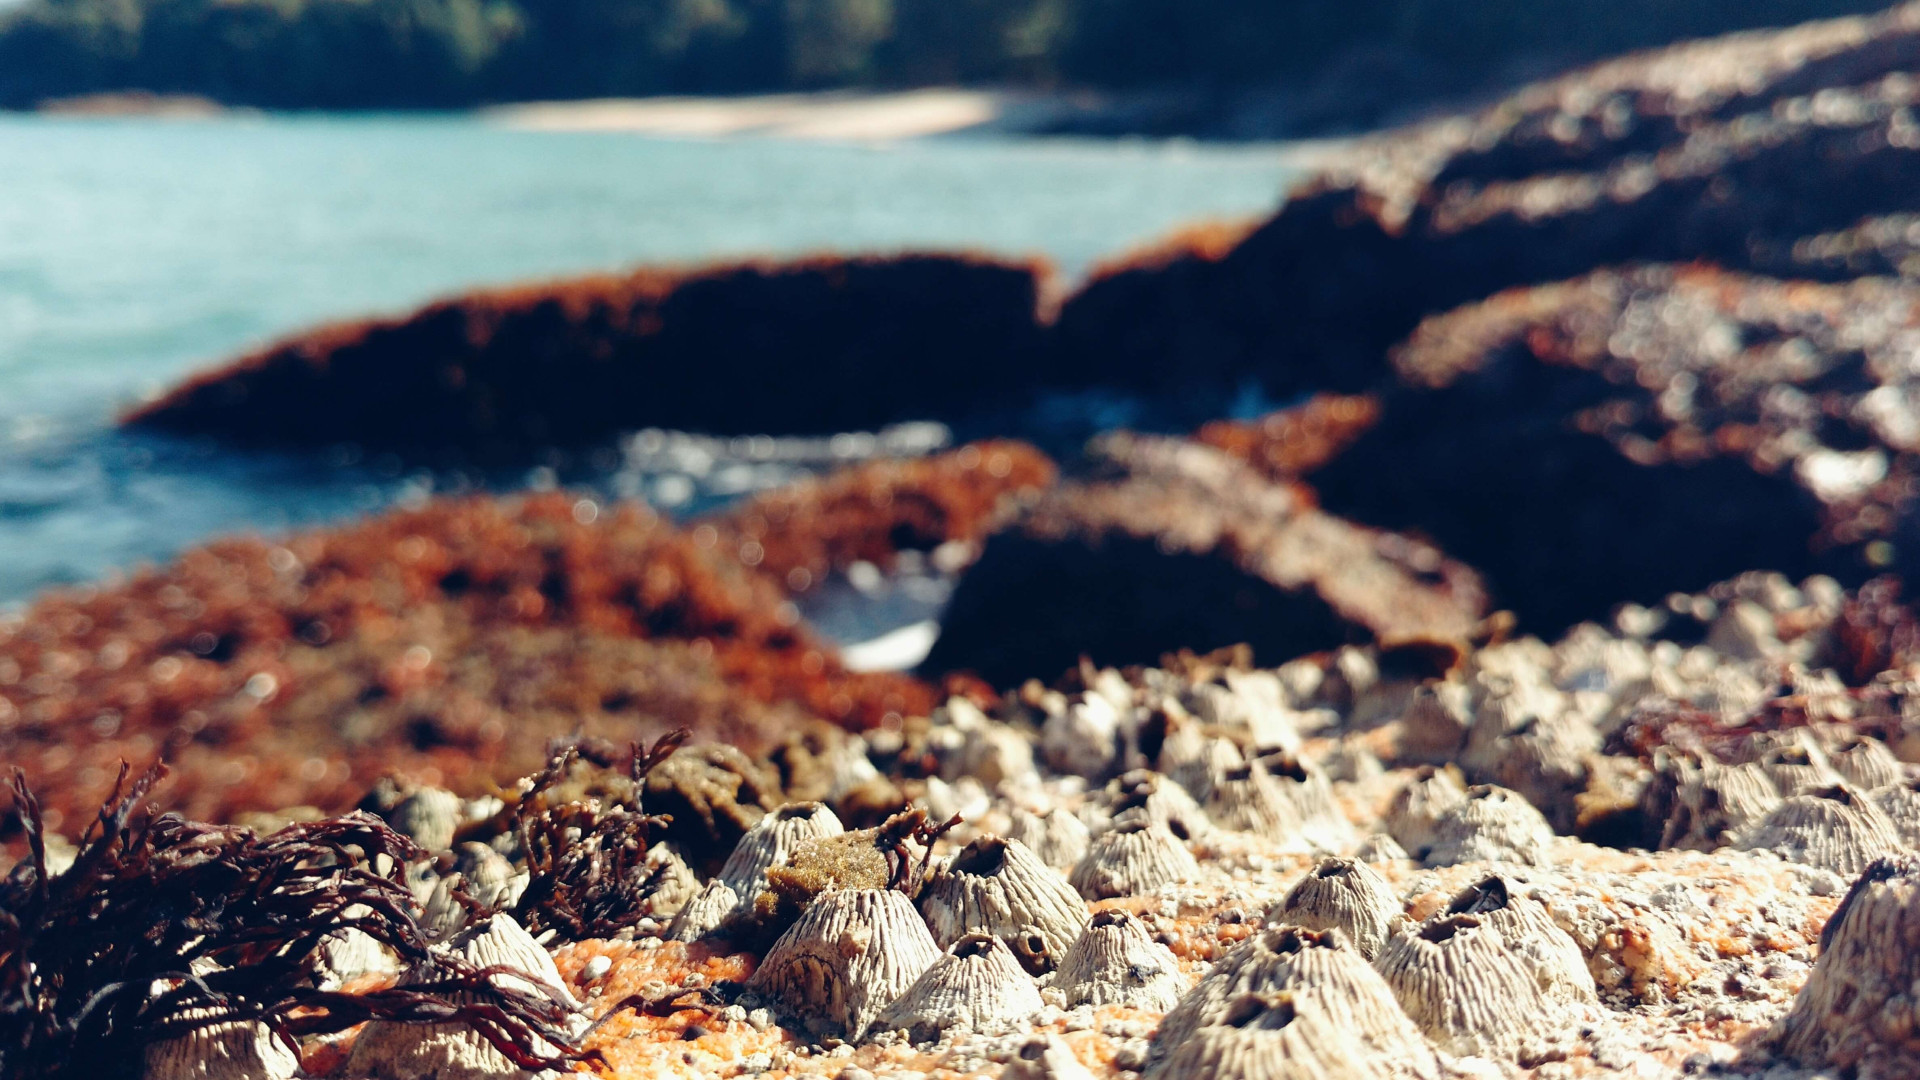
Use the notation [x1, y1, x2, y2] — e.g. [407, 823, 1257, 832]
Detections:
[123, 254, 1055, 459]
[0, 492, 932, 831]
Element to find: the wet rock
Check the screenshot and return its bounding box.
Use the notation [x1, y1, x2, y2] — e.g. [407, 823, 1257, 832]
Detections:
[747, 888, 942, 1040]
[1778, 853, 1920, 1074]
[1422, 785, 1555, 868]
[875, 933, 1046, 1041]
[917, 835, 1087, 970]
[922, 435, 1487, 687]
[1264, 858, 1401, 960]
[1068, 819, 1202, 901]
[1374, 913, 1564, 1060]
[1736, 784, 1908, 875]
[1054, 909, 1185, 1012]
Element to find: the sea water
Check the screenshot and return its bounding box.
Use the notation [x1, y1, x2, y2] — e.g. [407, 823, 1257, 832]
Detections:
[0, 113, 1301, 623]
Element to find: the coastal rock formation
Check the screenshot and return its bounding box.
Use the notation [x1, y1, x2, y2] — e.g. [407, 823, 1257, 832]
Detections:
[922, 434, 1487, 684]
[1308, 265, 1920, 629]
[0, 492, 932, 830]
[124, 254, 1052, 459]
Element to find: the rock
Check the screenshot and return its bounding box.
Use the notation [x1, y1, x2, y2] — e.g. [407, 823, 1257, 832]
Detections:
[923, 434, 1487, 687]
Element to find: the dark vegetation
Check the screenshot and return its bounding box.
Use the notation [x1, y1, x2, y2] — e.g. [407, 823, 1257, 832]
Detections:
[0, 0, 1891, 123]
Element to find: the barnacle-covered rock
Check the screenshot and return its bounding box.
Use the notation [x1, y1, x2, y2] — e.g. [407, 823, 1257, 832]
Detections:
[1435, 875, 1595, 1006]
[386, 787, 463, 854]
[1658, 757, 1783, 851]
[717, 801, 846, 900]
[1264, 858, 1400, 960]
[1421, 785, 1554, 868]
[1204, 763, 1304, 837]
[918, 835, 1088, 970]
[876, 932, 1047, 1041]
[1099, 769, 1212, 841]
[144, 1009, 300, 1080]
[1153, 926, 1437, 1073]
[1054, 908, 1185, 1011]
[747, 888, 941, 1039]
[1008, 806, 1091, 871]
[1383, 767, 1465, 860]
[665, 879, 741, 943]
[1069, 819, 1201, 900]
[1874, 779, 1920, 848]
[1003, 1035, 1098, 1080]
[1778, 854, 1920, 1074]
[348, 913, 581, 1080]
[1375, 914, 1561, 1060]
[1147, 990, 1438, 1080]
[1736, 785, 1907, 875]
[1832, 736, 1905, 792]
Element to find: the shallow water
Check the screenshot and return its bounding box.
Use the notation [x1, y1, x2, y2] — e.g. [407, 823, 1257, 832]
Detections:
[0, 114, 1301, 615]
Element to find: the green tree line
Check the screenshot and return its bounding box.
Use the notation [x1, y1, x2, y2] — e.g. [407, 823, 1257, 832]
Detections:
[0, 0, 1891, 111]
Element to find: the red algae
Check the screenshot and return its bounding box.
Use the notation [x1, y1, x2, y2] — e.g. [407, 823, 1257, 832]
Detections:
[0, 492, 932, 833]
[704, 440, 1056, 590]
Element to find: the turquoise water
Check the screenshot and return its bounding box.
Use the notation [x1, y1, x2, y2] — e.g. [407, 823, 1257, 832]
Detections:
[0, 114, 1299, 605]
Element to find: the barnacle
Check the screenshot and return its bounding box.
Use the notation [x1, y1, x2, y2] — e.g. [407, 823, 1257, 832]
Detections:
[1069, 819, 1201, 900]
[1375, 914, 1561, 1060]
[1204, 763, 1304, 837]
[1264, 858, 1400, 960]
[1421, 785, 1554, 867]
[746, 888, 941, 1039]
[1098, 769, 1212, 841]
[1736, 784, 1907, 875]
[876, 932, 1046, 1041]
[1383, 767, 1465, 860]
[1054, 909, 1184, 1010]
[1778, 854, 1920, 1072]
[1830, 735, 1905, 791]
[917, 835, 1087, 970]
[1007, 806, 1091, 870]
[1434, 875, 1595, 1006]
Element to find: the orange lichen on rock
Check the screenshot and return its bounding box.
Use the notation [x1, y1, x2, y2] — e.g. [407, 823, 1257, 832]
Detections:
[0, 492, 933, 833]
[704, 440, 1056, 590]
[1193, 393, 1380, 479]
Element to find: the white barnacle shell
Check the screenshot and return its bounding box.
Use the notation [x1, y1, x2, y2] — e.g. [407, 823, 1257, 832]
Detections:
[143, 1009, 299, 1080]
[1251, 748, 1356, 851]
[387, 787, 463, 853]
[876, 932, 1045, 1041]
[1204, 763, 1304, 838]
[1660, 757, 1782, 851]
[1352, 834, 1410, 863]
[1374, 913, 1561, 1060]
[717, 801, 845, 899]
[918, 835, 1088, 972]
[313, 918, 401, 991]
[1736, 784, 1907, 875]
[634, 842, 700, 920]
[747, 888, 941, 1039]
[422, 872, 471, 942]
[1756, 743, 1844, 797]
[1097, 769, 1211, 841]
[1147, 989, 1438, 1080]
[1778, 853, 1920, 1072]
[1431, 875, 1595, 1006]
[1043, 693, 1123, 780]
[1054, 908, 1184, 1011]
[1153, 926, 1436, 1073]
[1873, 778, 1920, 847]
[347, 913, 581, 1080]
[1164, 733, 1246, 806]
[1383, 767, 1465, 860]
[665, 879, 742, 943]
[454, 841, 523, 910]
[1830, 736, 1905, 791]
[1008, 806, 1091, 871]
[1264, 858, 1401, 961]
[1069, 818, 1200, 900]
[1421, 785, 1554, 868]
[1003, 1034, 1097, 1080]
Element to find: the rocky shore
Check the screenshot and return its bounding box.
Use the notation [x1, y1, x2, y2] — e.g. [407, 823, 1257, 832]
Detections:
[22, 5, 1920, 1080]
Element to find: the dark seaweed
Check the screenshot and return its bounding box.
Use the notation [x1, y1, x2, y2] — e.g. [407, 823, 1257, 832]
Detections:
[0, 764, 593, 1080]
[509, 729, 690, 939]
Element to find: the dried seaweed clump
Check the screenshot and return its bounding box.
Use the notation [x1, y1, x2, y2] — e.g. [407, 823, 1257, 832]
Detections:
[1054, 909, 1184, 1011]
[746, 888, 941, 1039]
[1421, 785, 1554, 867]
[644, 743, 785, 871]
[507, 734, 689, 940]
[1152, 927, 1437, 1076]
[918, 835, 1088, 971]
[876, 932, 1046, 1042]
[1069, 819, 1201, 900]
[1735, 784, 1907, 876]
[1778, 854, 1920, 1074]
[0, 768, 586, 1080]
[1375, 914, 1564, 1060]
[1435, 876, 1595, 1006]
[1264, 858, 1401, 960]
[750, 809, 955, 935]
